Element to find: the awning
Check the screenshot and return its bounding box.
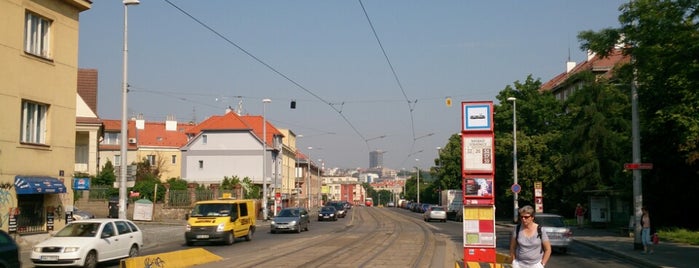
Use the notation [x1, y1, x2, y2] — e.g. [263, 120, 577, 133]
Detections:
[14, 176, 67, 194]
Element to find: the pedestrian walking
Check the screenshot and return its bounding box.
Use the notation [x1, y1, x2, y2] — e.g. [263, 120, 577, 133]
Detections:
[641, 206, 654, 254]
[575, 203, 586, 229]
[509, 205, 552, 268]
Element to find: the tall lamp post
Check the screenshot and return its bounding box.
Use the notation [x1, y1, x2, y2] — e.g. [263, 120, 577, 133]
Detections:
[262, 98, 271, 220]
[119, 0, 139, 219]
[415, 158, 420, 204]
[507, 97, 519, 222]
[307, 147, 313, 209]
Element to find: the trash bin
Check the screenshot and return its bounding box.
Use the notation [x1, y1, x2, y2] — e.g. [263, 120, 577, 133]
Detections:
[108, 197, 119, 218]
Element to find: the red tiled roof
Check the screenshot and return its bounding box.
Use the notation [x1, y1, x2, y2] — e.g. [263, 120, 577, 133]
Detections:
[240, 115, 284, 145]
[540, 49, 630, 92]
[185, 112, 251, 134]
[100, 119, 138, 150]
[137, 122, 193, 148]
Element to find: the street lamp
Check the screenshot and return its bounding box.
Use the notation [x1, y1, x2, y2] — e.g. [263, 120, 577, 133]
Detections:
[507, 97, 519, 223]
[262, 98, 271, 220]
[119, 0, 139, 219]
[415, 158, 420, 204]
[307, 147, 313, 209]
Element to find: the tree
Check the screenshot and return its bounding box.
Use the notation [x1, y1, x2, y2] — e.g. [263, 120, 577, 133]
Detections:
[577, 0, 699, 228]
[94, 160, 117, 186]
[433, 134, 463, 191]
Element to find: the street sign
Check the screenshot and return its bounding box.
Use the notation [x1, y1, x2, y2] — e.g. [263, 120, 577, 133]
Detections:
[624, 163, 653, 170]
[511, 184, 521, 194]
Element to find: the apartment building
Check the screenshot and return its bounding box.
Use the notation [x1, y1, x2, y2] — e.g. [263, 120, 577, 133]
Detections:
[0, 0, 91, 234]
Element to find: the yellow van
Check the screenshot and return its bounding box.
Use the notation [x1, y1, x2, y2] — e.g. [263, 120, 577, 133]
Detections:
[185, 198, 256, 246]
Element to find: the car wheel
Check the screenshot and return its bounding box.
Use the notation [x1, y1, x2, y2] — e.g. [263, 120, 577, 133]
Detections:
[245, 227, 254, 241]
[128, 245, 139, 257]
[305, 222, 309, 231]
[84, 251, 98, 268]
[186, 240, 194, 246]
[296, 225, 302, 233]
[224, 231, 234, 245]
[270, 229, 276, 234]
[560, 247, 568, 254]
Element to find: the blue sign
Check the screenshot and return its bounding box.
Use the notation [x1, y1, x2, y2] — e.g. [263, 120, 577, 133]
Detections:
[73, 178, 91, 190]
[511, 184, 521, 194]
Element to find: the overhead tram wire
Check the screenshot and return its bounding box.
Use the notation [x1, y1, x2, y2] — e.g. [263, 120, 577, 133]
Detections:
[163, 0, 369, 143]
[359, 0, 422, 160]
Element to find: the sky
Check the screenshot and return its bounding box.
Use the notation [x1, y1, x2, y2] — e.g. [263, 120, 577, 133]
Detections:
[78, 0, 626, 171]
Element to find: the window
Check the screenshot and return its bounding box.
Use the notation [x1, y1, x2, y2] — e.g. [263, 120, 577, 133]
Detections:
[202, 135, 208, 144]
[25, 12, 51, 58]
[115, 155, 122, 166]
[171, 155, 177, 164]
[198, 160, 204, 169]
[147, 155, 156, 166]
[102, 132, 120, 145]
[115, 221, 132, 235]
[20, 100, 48, 144]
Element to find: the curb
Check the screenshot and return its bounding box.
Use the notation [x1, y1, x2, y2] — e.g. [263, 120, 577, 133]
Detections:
[572, 238, 659, 268]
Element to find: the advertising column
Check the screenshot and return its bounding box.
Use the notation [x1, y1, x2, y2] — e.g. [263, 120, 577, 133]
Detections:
[461, 101, 496, 263]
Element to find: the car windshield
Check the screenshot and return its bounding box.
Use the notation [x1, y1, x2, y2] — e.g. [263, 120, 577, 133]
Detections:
[430, 207, 445, 211]
[190, 204, 235, 217]
[321, 207, 335, 212]
[536, 216, 565, 227]
[278, 209, 298, 217]
[55, 222, 101, 237]
[330, 203, 344, 210]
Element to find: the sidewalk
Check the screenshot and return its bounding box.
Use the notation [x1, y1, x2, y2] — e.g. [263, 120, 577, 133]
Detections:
[498, 221, 699, 268]
[572, 226, 699, 268]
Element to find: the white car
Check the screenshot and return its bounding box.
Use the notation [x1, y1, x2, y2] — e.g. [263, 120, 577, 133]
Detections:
[31, 219, 143, 268]
[423, 206, 447, 222]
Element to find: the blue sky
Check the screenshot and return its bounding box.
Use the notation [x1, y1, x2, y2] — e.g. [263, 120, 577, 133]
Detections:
[78, 0, 626, 171]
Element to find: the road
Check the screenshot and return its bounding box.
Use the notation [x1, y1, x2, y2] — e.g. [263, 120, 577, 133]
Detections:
[23, 206, 640, 268]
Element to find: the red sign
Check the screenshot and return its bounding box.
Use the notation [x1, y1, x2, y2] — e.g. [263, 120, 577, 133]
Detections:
[624, 163, 653, 170]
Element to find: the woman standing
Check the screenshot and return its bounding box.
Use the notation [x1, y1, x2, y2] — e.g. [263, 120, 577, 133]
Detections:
[575, 203, 586, 229]
[641, 206, 654, 254]
[509, 205, 552, 268]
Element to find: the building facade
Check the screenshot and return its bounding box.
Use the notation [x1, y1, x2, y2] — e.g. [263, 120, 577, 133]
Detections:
[0, 0, 91, 234]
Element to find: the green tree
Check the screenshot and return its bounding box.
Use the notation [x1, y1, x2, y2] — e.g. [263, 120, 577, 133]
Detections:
[165, 177, 188, 190]
[577, 0, 699, 228]
[94, 160, 117, 186]
[560, 77, 632, 204]
[131, 176, 165, 203]
[493, 75, 566, 216]
[433, 134, 463, 191]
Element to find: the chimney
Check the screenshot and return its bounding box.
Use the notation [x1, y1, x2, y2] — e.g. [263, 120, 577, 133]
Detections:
[165, 115, 177, 131]
[566, 61, 576, 73]
[135, 113, 145, 130]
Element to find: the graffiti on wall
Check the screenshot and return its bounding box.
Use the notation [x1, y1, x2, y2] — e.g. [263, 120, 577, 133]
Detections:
[0, 183, 15, 228]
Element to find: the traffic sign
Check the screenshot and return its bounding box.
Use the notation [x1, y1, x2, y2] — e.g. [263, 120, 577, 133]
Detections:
[511, 184, 521, 194]
[624, 163, 653, 170]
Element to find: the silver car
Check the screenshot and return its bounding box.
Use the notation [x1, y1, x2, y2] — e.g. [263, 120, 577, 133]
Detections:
[270, 207, 310, 234]
[534, 213, 573, 253]
[423, 206, 447, 222]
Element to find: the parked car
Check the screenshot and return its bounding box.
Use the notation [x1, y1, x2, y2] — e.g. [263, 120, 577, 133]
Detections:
[423, 206, 447, 222]
[30, 219, 143, 268]
[71, 207, 95, 221]
[0, 229, 21, 268]
[327, 202, 347, 218]
[318, 206, 338, 221]
[386, 201, 395, 207]
[270, 207, 310, 234]
[534, 213, 573, 253]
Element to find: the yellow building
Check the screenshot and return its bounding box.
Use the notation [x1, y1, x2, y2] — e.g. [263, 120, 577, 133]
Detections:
[0, 0, 91, 233]
[278, 128, 300, 207]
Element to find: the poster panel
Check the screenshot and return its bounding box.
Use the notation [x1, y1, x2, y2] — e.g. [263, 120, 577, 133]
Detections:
[462, 134, 495, 174]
